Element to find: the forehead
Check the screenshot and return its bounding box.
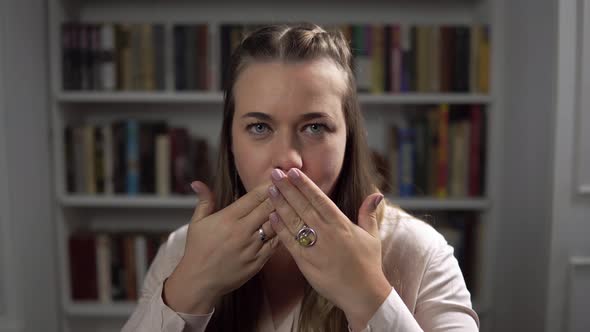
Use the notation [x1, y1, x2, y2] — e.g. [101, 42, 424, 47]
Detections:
[233, 58, 348, 121]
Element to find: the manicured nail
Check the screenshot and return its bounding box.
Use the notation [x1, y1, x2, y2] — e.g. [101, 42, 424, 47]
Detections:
[269, 212, 279, 224]
[373, 195, 384, 209]
[268, 185, 279, 198]
[287, 168, 300, 180]
[190, 182, 200, 194]
[271, 168, 285, 181]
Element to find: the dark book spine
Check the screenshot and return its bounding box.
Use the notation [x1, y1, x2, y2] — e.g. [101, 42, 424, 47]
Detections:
[112, 122, 127, 194]
[153, 25, 166, 91]
[64, 126, 75, 193]
[174, 25, 187, 90]
[94, 127, 105, 193]
[61, 23, 73, 90]
[453, 27, 470, 92]
[220, 24, 231, 91]
[69, 233, 98, 300]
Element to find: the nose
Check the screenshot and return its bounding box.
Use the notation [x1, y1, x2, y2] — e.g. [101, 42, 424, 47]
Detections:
[271, 132, 303, 172]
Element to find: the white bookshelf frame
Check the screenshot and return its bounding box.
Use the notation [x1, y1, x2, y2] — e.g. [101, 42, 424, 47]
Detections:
[48, 0, 500, 331]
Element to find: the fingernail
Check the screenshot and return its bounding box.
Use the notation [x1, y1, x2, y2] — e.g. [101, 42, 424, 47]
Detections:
[287, 168, 300, 180]
[271, 168, 285, 181]
[190, 182, 200, 194]
[269, 212, 279, 224]
[373, 195, 384, 209]
[268, 185, 279, 198]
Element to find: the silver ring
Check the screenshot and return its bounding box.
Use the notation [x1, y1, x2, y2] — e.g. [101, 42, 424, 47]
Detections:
[258, 227, 266, 242]
[295, 225, 317, 247]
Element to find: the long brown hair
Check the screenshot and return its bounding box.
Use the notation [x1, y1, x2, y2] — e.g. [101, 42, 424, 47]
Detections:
[207, 23, 379, 332]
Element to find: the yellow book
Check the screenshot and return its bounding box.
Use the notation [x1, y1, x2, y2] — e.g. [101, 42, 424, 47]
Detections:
[478, 26, 490, 93]
[371, 25, 385, 94]
[140, 24, 155, 90]
[470, 25, 481, 93]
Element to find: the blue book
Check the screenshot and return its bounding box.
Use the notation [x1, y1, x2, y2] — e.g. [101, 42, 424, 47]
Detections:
[126, 120, 139, 194]
[398, 127, 416, 197]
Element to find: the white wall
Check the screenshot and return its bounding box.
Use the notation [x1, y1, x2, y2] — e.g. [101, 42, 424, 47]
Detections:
[492, 0, 557, 330]
[0, 0, 60, 331]
[546, 0, 590, 331]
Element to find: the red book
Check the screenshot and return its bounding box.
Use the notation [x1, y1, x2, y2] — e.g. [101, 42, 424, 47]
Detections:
[469, 105, 483, 196]
[69, 233, 98, 300]
[123, 235, 137, 301]
[436, 104, 450, 198]
[169, 128, 190, 194]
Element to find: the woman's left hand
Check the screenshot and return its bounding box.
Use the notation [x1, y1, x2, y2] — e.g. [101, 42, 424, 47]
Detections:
[267, 168, 393, 330]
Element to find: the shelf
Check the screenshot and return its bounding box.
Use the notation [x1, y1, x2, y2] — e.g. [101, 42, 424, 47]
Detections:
[56, 91, 491, 105]
[64, 299, 488, 318]
[60, 194, 197, 208]
[65, 302, 135, 318]
[60, 194, 490, 211]
[388, 197, 490, 210]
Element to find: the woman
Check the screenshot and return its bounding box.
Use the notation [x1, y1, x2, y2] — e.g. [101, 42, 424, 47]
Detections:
[122, 23, 479, 332]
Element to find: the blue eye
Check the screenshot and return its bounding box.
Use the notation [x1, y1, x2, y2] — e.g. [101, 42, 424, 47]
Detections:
[303, 123, 327, 135]
[247, 123, 271, 136]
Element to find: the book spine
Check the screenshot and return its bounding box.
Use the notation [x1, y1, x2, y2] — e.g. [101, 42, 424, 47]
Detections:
[153, 24, 166, 91]
[96, 233, 112, 303]
[436, 104, 450, 198]
[69, 233, 98, 300]
[102, 125, 114, 194]
[100, 24, 116, 90]
[83, 125, 97, 194]
[469, 105, 483, 196]
[398, 126, 415, 197]
[156, 134, 171, 196]
[126, 120, 140, 195]
[123, 235, 137, 301]
[134, 235, 148, 297]
[140, 24, 155, 90]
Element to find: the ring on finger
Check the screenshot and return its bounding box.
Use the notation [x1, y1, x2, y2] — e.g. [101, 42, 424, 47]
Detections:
[258, 227, 267, 242]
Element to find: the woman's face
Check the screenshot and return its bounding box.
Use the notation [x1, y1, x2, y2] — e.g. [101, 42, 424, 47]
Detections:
[231, 58, 348, 196]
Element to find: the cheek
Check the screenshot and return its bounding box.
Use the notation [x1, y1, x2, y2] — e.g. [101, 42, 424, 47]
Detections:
[303, 137, 346, 195]
[232, 135, 271, 192]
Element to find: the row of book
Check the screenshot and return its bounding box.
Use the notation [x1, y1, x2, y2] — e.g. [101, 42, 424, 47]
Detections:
[62, 22, 490, 94]
[68, 232, 169, 302]
[374, 104, 485, 197]
[67, 214, 478, 302]
[221, 23, 490, 93]
[64, 120, 212, 195]
[61, 23, 210, 91]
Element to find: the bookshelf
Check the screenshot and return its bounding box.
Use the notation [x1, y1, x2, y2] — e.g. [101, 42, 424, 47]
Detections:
[57, 91, 492, 104]
[48, 0, 500, 331]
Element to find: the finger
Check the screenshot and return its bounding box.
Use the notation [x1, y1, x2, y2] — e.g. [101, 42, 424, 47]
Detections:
[268, 184, 308, 236]
[240, 198, 275, 232]
[248, 220, 277, 251]
[247, 236, 279, 275]
[190, 181, 215, 223]
[269, 169, 322, 226]
[280, 168, 342, 222]
[244, 221, 278, 259]
[269, 211, 302, 257]
[225, 183, 270, 218]
[357, 193, 383, 238]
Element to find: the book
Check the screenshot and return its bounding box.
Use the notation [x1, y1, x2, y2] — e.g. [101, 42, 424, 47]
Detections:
[69, 232, 97, 300]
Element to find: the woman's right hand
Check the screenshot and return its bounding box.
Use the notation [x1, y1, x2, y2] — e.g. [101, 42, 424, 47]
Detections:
[163, 181, 278, 314]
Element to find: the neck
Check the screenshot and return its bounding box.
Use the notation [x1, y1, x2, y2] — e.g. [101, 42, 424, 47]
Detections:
[261, 244, 306, 298]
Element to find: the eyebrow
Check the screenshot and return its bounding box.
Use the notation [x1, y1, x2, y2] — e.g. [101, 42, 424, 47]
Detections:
[241, 112, 332, 122]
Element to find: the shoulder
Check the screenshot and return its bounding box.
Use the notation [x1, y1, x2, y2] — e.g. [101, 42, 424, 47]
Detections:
[377, 202, 450, 307]
[378, 202, 447, 258]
